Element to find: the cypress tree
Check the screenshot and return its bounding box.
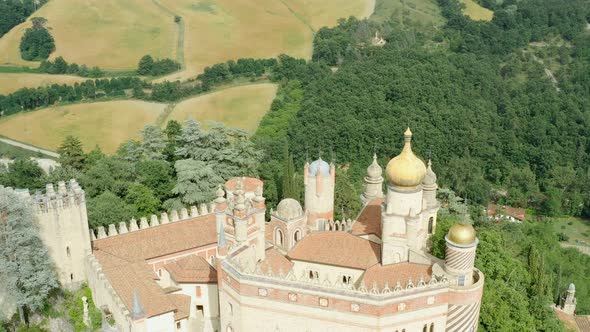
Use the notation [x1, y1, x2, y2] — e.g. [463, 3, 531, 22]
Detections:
[282, 144, 296, 199]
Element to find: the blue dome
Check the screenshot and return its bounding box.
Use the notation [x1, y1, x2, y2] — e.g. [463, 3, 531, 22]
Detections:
[309, 158, 330, 176]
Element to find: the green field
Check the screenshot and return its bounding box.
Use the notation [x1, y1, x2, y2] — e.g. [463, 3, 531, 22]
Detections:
[0, 100, 167, 154]
[552, 217, 590, 247]
[164, 83, 278, 134]
[371, 0, 444, 27]
[459, 0, 493, 21]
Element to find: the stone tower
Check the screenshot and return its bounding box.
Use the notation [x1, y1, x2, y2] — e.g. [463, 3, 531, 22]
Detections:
[270, 198, 307, 250]
[34, 180, 91, 287]
[219, 177, 266, 263]
[361, 154, 384, 202]
[422, 160, 440, 237]
[445, 223, 479, 287]
[381, 128, 428, 265]
[560, 283, 577, 315]
[304, 158, 335, 231]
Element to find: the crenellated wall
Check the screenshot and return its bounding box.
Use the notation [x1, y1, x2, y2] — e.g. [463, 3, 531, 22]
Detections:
[90, 202, 215, 241]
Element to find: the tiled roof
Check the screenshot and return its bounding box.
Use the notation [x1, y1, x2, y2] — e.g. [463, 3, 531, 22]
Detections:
[487, 204, 526, 221]
[553, 307, 581, 331]
[576, 316, 590, 332]
[169, 294, 191, 321]
[164, 255, 217, 283]
[225, 177, 262, 193]
[361, 262, 432, 289]
[352, 198, 383, 237]
[287, 232, 380, 270]
[92, 215, 218, 318]
[258, 248, 294, 274]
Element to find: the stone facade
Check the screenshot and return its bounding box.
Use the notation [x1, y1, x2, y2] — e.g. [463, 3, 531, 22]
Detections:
[22, 129, 484, 332]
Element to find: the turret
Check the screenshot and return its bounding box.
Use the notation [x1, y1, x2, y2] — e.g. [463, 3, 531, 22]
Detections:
[444, 223, 478, 287]
[362, 154, 384, 202]
[560, 283, 577, 314]
[422, 159, 440, 237]
[304, 157, 335, 231]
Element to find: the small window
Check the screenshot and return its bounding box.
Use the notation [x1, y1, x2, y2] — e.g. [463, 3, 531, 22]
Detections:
[196, 286, 202, 297]
[458, 275, 465, 286]
[176, 321, 181, 330]
[70, 273, 74, 281]
[428, 217, 434, 234]
[66, 246, 71, 257]
[342, 275, 352, 285]
[430, 323, 434, 332]
[158, 269, 162, 277]
[423, 325, 428, 332]
[228, 302, 233, 315]
[196, 305, 204, 317]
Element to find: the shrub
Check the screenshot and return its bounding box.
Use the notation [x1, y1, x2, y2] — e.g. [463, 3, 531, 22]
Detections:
[557, 232, 569, 241]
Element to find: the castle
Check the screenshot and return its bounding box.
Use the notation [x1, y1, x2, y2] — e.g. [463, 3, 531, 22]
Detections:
[16, 129, 484, 331]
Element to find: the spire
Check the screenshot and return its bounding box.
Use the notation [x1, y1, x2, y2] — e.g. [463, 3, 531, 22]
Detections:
[131, 289, 145, 319]
[214, 185, 226, 203]
[218, 220, 227, 248]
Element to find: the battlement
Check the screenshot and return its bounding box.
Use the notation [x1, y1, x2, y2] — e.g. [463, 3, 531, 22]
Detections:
[91, 202, 216, 241]
[223, 255, 450, 300]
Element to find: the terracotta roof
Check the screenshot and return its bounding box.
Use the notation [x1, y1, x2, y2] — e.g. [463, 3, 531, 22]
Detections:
[361, 262, 432, 289]
[225, 177, 262, 193]
[92, 215, 218, 319]
[576, 316, 590, 332]
[169, 294, 191, 321]
[553, 307, 581, 331]
[287, 232, 380, 269]
[258, 248, 294, 274]
[164, 255, 217, 283]
[352, 198, 383, 237]
[487, 204, 526, 221]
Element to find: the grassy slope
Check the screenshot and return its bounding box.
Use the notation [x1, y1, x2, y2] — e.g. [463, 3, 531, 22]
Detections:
[371, 0, 444, 26]
[0, 100, 166, 153]
[0, 0, 176, 70]
[155, 0, 371, 82]
[553, 217, 590, 247]
[164, 83, 278, 134]
[0, 73, 88, 94]
[459, 0, 493, 21]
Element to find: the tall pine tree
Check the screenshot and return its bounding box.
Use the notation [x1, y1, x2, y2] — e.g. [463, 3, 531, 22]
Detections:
[282, 144, 296, 199]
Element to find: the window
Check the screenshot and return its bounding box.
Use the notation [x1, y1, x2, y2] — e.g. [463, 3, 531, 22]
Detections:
[195, 286, 202, 297]
[176, 321, 181, 330]
[430, 323, 434, 332]
[158, 269, 163, 277]
[458, 275, 465, 286]
[342, 275, 352, 285]
[70, 273, 74, 281]
[275, 229, 284, 246]
[309, 270, 319, 280]
[66, 246, 71, 257]
[228, 302, 233, 315]
[294, 230, 302, 243]
[423, 325, 427, 332]
[428, 217, 434, 234]
[196, 305, 204, 317]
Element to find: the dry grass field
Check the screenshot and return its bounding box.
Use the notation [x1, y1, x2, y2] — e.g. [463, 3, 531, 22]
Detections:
[459, 0, 493, 21]
[156, 0, 372, 82]
[0, 73, 88, 94]
[0, 0, 177, 70]
[164, 83, 278, 133]
[0, 101, 166, 153]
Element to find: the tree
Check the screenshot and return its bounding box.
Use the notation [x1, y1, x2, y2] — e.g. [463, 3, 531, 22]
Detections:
[57, 136, 86, 170]
[334, 169, 362, 220]
[139, 125, 166, 160]
[136, 160, 174, 202]
[281, 144, 296, 199]
[137, 55, 154, 75]
[168, 159, 223, 206]
[0, 159, 45, 190]
[87, 191, 137, 229]
[125, 183, 160, 217]
[163, 120, 182, 162]
[19, 17, 54, 61]
[0, 187, 58, 323]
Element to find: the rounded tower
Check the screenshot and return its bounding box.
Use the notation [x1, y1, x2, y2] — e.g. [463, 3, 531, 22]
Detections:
[304, 157, 335, 231]
[362, 154, 384, 202]
[381, 128, 428, 265]
[445, 223, 479, 286]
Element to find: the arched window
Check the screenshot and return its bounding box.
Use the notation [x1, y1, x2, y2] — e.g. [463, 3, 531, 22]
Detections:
[423, 324, 428, 332]
[158, 269, 162, 277]
[70, 273, 74, 281]
[66, 246, 71, 257]
[294, 230, 301, 243]
[226, 325, 233, 332]
[430, 323, 434, 332]
[275, 229, 284, 246]
[428, 217, 434, 234]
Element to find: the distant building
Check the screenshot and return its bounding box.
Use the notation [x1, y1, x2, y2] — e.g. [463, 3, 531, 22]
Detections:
[17, 129, 484, 331]
[553, 283, 590, 332]
[487, 204, 526, 223]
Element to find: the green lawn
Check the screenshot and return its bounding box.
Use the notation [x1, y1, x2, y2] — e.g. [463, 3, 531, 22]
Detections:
[371, 0, 445, 28]
[552, 217, 590, 247]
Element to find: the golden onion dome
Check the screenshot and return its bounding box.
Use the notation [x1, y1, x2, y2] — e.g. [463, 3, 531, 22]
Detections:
[385, 128, 427, 187]
[447, 223, 477, 245]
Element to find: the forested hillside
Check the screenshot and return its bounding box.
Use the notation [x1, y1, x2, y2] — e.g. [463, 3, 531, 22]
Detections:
[0, 0, 48, 38]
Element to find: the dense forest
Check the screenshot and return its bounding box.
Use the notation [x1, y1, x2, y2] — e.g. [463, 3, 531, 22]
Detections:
[0, 0, 47, 38]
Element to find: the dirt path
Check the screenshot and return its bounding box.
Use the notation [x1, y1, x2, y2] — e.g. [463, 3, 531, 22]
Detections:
[364, 0, 377, 18]
[151, 0, 185, 68]
[561, 243, 590, 256]
[0, 137, 59, 158]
